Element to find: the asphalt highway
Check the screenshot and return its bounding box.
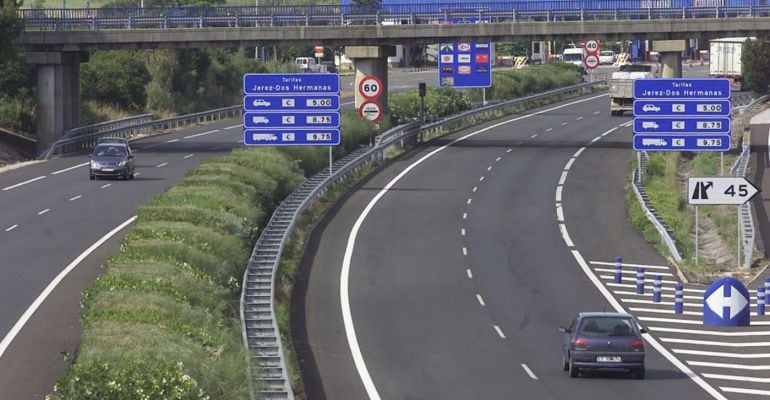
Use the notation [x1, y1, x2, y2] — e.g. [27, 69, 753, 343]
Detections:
[295, 85, 770, 399]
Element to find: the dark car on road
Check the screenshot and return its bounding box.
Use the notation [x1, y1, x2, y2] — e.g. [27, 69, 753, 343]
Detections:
[89, 143, 135, 180]
[560, 312, 646, 379]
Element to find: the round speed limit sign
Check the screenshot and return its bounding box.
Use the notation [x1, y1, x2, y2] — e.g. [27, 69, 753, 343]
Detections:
[359, 100, 383, 123]
[584, 39, 600, 55]
[358, 76, 383, 100]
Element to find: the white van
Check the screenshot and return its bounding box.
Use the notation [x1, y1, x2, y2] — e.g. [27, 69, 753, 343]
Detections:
[562, 48, 586, 73]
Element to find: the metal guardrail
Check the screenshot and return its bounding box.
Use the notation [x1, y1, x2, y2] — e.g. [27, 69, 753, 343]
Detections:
[239, 80, 603, 400]
[18, 3, 770, 31]
[42, 105, 241, 159]
[731, 128, 755, 268]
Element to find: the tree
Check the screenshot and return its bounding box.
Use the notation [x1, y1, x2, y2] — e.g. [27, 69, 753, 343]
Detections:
[81, 51, 151, 111]
[0, 0, 27, 96]
[742, 36, 770, 95]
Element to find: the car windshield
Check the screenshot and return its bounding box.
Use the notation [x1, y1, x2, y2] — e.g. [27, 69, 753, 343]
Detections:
[94, 145, 126, 157]
[579, 317, 635, 337]
[563, 53, 582, 61]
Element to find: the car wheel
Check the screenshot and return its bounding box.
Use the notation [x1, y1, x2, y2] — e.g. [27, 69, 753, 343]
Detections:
[89, 174, 95, 180]
[129, 173, 134, 180]
[568, 359, 579, 378]
[562, 354, 569, 371]
[634, 368, 645, 379]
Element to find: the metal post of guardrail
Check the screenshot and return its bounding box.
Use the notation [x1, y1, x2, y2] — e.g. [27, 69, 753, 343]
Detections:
[512, 9, 516, 22]
[682, 7, 686, 19]
[674, 284, 684, 314]
[580, 8, 584, 21]
[614, 8, 618, 20]
[758, 287, 766, 316]
[653, 275, 662, 303]
[636, 268, 645, 294]
[716, 5, 720, 18]
[614, 257, 622, 283]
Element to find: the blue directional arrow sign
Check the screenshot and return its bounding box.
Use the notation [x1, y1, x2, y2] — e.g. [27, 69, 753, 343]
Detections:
[633, 117, 731, 134]
[633, 100, 731, 117]
[243, 112, 340, 129]
[244, 129, 340, 146]
[243, 73, 340, 95]
[703, 277, 750, 327]
[633, 78, 731, 100]
[633, 134, 730, 151]
[244, 95, 340, 111]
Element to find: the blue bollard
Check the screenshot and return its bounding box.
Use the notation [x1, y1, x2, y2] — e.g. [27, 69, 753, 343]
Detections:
[764, 277, 770, 296]
[636, 267, 645, 294]
[758, 287, 766, 316]
[674, 284, 683, 314]
[653, 275, 662, 303]
[614, 257, 623, 284]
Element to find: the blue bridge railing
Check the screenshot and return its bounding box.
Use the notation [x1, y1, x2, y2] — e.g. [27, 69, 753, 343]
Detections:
[17, 1, 770, 30]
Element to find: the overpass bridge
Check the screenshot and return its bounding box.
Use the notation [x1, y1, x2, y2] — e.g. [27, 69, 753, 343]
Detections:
[14, 2, 770, 154]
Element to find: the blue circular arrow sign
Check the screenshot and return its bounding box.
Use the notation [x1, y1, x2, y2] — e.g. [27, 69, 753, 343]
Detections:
[703, 277, 751, 327]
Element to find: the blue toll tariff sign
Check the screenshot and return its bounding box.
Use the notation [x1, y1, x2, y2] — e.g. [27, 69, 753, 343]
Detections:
[243, 73, 340, 95]
[633, 100, 732, 117]
[633, 78, 731, 100]
[438, 42, 492, 88]
[243, 112, 340, 129]
[244, 95, 340, 111]
[633, 134, 730, 152]
[244, 129, 340, 146]
[633, 117, 731, 135]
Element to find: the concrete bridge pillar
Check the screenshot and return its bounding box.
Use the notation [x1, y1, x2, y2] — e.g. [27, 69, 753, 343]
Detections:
[26, 51, 89, 155]
[653, 40, 686, 78]
[344, 46, 396, 114]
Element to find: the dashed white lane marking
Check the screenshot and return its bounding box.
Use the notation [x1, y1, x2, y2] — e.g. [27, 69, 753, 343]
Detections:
[555, 186, 563, 202]
[156, 162, 168, 168]
[3, 176, 46, 191]
[648, 327, 770, 337]
[134, 172, 141, 177]
[184, 154, 195, 159]
[558, 171, 568, 185]
[573, 148, 585, 158]
[590, 260, 671, 270]
[100, 184, 111, 189]
[184, 129, 219, 139]
[472, 186, 478, 192]
[467, 198, 472, 205]
[51, 162, 89, 175]
[506, 148, 512, 153]
[521, 364, 539, 380]
[590, 136, 602, 143]
[487, 166, 492, 171]
[0, 216, 138, 361]
[546, 128, 553, 132]
[462, 247, 468, 256]
[564, 158, 576, 171]
[720, 387, 770, 396]
[596, 268, 674, 277]
[556, 204, 564, 222]
[69, 195, 82, 201]
[593, 111, 601, 115]
[622, 121, 633, 127]
[576, 116, 584, 121]
[663, 338, 770, 347]
[463, 213, 467, 219]
[461, 228, 466, 236]
[479, 176, 485, 182]
[5, 225, 18, 232]
[338, 93, 611, 400]
[560, 122, 568, 126]
[37, 209, 50, 215]
[466, 269, 473, 279]
[706, 374, 770, 383]
[496, 157, 502, 162]
[166, 138, 180, 143]
[689, 361, 770, 371]
[476, 294, 486, 306]
[674, 349, 770, 359]
[559, 224, 574, 247]
[494, 325, 506, 339]
[602, 127, 618, 136]
[224, 124, 242, 130]
[531, 134, 538, 138]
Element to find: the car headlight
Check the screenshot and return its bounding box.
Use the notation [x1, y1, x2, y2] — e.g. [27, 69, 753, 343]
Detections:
[90, 160, 98, 168]
[118, 160, 127, 167]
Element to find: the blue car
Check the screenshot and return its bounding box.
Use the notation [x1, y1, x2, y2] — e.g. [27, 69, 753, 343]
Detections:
[89, 143, 135, 180]
[560, 312, 646, 379]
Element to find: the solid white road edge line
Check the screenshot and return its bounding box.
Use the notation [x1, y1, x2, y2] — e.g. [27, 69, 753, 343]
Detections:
[559, 224, 574, 247]
[2, 176, 46, 191]
[184, 129, 220, 139]
[51, 162, 89, 175]
[521, 363, 539, 380]
[0, 216, 137, 360]
[339, 93, 609, 400]
[557, 125, 726, 400]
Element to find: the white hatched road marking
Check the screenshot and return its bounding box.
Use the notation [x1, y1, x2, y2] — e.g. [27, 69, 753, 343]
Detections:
[689, 361, 770, 371]
[494, 325, 506, 339]
[629, 307, 700, 316]
[622, 298, 700, 307]
[607, 282, 704, 293]
[595, 268, 673, 277]
[51, 162, 89, 175]
[590, 260, 671, 270]
[3, 176, 46, 191]
[720, 387, 770, 396]
[674, 349, 770, 359]
[648, 327, 770, 337]
[521, 364, 538, 380]
[663, 338, 770, 347]
[601, 275, 679, 285]
[639, 317, 711, 325]
[705, 374, 770, 383]
[616, 290, 702, 300]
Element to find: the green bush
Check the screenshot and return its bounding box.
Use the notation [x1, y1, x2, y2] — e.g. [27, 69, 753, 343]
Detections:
[81, 51, 151, 112]
[137, 205, 253, 240]
[51, 359, 209, 400]
[148, 185, 261, 224]
[188, 163, 278, 207]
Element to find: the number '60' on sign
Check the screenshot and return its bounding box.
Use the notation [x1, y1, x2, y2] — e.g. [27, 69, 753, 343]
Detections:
[359, 76, 383, 100]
